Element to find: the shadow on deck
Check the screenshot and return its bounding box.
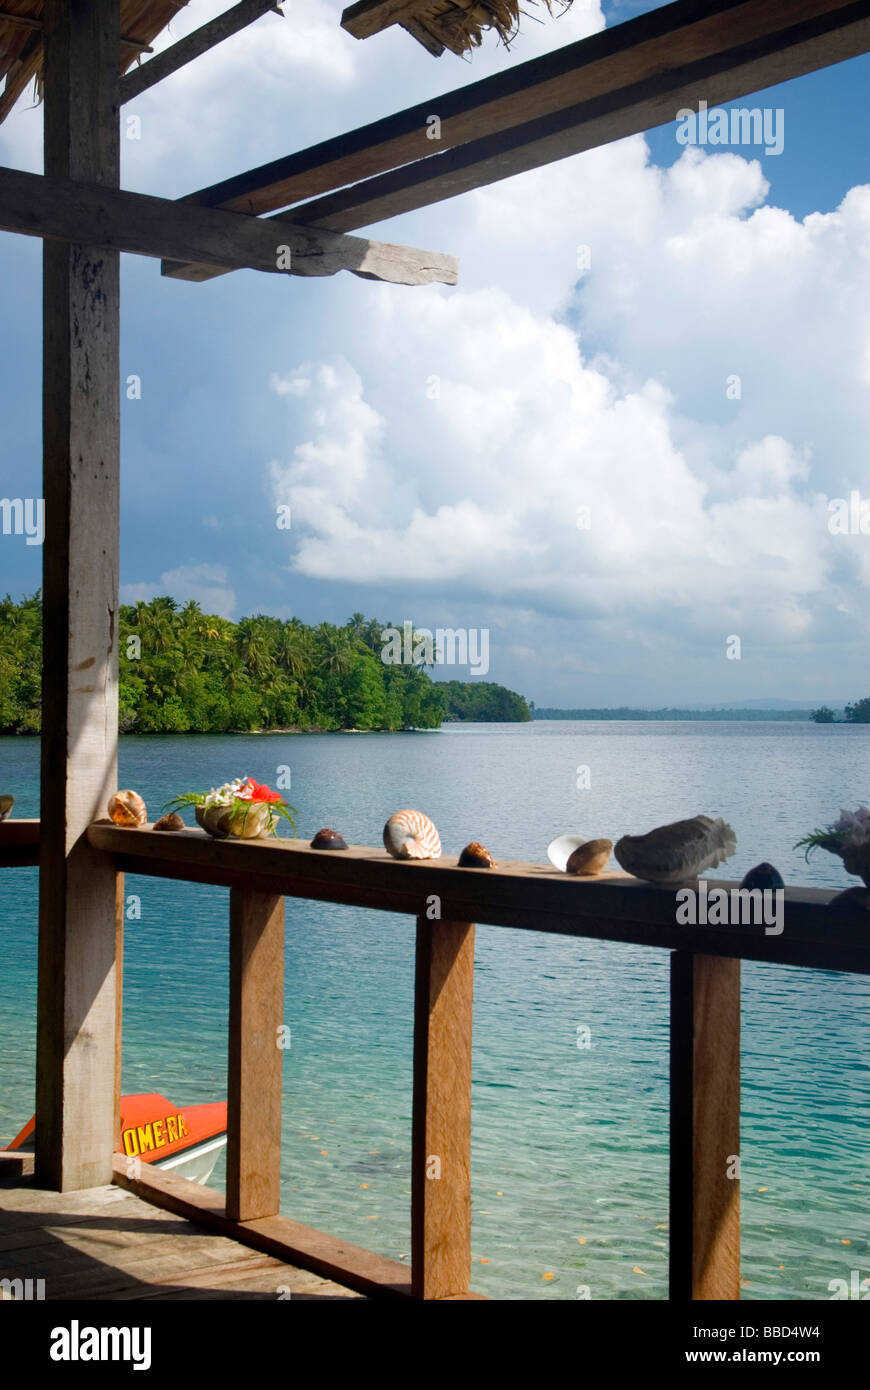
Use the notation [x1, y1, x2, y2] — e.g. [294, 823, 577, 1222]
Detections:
[0, 1166, 364, 1301]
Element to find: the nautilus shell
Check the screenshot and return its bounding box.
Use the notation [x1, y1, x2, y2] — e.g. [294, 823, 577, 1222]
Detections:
[0, 794, 13, 822]
[310, 828, 348, 850]
[614, 815, 736, 885]
[153, 813, 184, 832]
[108, 790, 147, 828]
[458, 841, 495, 868]
[383, 810, 442, 861]
[566, 839, 612, 876]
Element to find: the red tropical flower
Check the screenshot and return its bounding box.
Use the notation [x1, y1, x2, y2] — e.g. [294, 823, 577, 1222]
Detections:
[244, 779, 283, 804]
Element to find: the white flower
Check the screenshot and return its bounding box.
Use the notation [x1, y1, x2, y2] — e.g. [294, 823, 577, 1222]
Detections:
[831, 806, 870, 847]
[202, 776, 252, 809]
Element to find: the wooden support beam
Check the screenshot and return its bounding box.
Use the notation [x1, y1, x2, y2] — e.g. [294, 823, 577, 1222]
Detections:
[165, 0, 870, 280]
[114, 874, 125, 1150]
[35, 0, 122, 1192]
[0, 164, 458, 286]
[226, 889, 285, 1223]
[111, 1155, 421, 1298]
[281, 0, 870, 234]
[85, 823, 870, 976]
[0, 8, 153, 50]
[342, 0, 430, 41]
[412, 917, 474, 1299]
[121, 0, 283, 104]
[669, 952, 741, 1300]
[0, 818, 40, 867]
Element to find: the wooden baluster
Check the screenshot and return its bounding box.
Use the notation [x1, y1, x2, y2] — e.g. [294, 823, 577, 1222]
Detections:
[226, 889, 285, 1222]
[670, 951, 741, 1300]
[411, 916, 475, 1299]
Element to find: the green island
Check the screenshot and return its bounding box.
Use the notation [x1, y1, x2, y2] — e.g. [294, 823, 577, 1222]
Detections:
[0, 594, 532, 734]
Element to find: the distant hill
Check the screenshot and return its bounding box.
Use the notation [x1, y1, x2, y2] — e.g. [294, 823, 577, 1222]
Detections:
[680, 698, 848, 711]
[533, 707, 820, 722]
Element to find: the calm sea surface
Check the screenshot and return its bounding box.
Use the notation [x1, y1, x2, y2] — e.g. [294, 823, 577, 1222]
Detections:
[1, 721, 868, 1300]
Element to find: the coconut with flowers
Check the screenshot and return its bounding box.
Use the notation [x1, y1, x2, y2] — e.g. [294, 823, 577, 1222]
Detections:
[796, 806, 870, 887]
[165, 777, 297, 841]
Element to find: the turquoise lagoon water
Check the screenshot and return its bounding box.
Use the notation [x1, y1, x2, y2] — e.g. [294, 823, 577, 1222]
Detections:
[1, 721, 868, 1300]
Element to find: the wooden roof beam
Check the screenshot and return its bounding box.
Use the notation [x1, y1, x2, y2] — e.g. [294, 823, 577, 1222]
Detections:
[161, 0, 870, 282]
[170, 0, 868, 220]
[0, 8, 154, 51]
[341, 0, 433, 41]
[120, 0, 284, 102]
[0, 163, 458, 286]
[277, 0, 870, 233]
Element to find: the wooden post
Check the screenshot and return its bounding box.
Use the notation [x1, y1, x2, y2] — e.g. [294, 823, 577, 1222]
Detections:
[669, 952, 741, 1300]
[226, 889, 285, 1222]
[411, 917, 475, 1299]
[35, 0, 122, 1192]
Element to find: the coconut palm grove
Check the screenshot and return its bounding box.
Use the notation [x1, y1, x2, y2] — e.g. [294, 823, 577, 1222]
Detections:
[0, 594, 531, 733]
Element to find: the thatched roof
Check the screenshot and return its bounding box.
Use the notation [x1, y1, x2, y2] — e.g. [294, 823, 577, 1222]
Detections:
[0, 1, 189, 123]
[342, 0, 573, 59]
[408, 0, 572, 57]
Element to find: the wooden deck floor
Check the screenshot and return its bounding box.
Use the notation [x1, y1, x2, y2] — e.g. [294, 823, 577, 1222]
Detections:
[0, 1173, 364, 1301]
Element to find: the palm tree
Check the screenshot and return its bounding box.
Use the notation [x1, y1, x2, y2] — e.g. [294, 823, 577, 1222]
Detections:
[277, 621, 311, 678]
[316, 623, 353, 678]
[236, 617, 277, 682]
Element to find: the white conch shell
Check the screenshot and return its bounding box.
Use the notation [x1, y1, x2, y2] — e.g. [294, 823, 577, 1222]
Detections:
[614, 815, 736, 884]
[383, 810, 441, 860]
[547, 834, 612, 875]
[547, 834, 585, 872]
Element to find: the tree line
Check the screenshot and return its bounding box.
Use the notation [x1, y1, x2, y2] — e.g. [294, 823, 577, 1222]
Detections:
[810, 700, 870, 724]
[0, 594, 531, 734]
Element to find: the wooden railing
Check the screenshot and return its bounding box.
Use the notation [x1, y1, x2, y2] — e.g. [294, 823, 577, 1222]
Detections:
[3, 817, 868, 1299]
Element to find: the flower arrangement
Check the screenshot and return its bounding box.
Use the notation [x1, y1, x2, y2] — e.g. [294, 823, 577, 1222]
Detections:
[796, 806, 870, 886]
[165, 777, 297, 840]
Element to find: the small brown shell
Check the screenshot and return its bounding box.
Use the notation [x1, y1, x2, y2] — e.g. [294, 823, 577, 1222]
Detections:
[566, 838, 612, 876]
[153, 813, 184, 832]
[108, 790, 147, 828]
[311, 828, 348, 850]
[458, 841, 495, 868]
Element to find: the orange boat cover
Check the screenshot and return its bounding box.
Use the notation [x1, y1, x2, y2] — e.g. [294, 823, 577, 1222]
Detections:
[4, 1093, 226, 1165]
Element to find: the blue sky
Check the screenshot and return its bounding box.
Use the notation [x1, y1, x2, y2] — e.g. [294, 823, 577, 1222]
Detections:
[1, 0, 869, 706]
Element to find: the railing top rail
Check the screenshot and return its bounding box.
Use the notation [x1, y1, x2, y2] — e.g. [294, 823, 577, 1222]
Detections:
[69, 821, 870, 975]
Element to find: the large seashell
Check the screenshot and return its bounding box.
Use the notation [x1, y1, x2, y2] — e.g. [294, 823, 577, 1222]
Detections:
[458, 841, 495, 868]
[740, 862, 784, 892]
[614, 815, 736, 885]
[108, 790, 147, 828]
[0, 794, 13, 822]
[566, 839, 612, 876]
[311, 828, 348, 850]
[383, 810, 441, 861]
[153, 813, 184, 832]
[547, 834, 586, 872]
